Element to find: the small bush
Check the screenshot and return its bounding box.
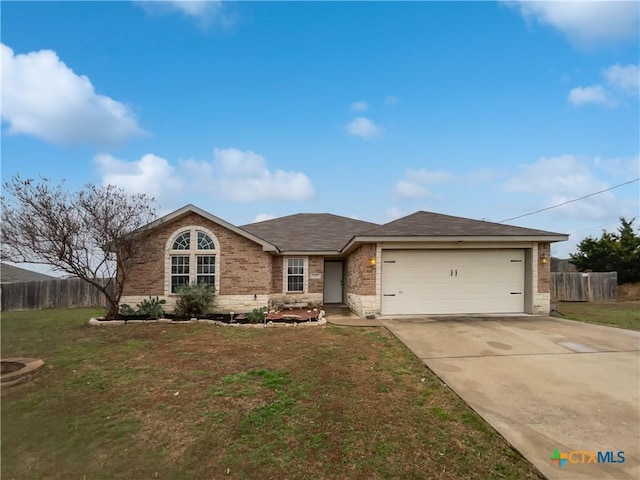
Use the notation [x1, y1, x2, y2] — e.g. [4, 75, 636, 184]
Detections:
[136, 296, 166, 319]
[247, 306, 268, 324]
[175, 283, 215, 317]
[119, 304, 136, 316]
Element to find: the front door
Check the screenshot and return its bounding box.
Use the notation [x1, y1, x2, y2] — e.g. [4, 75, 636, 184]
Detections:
[324, 261, 344, 303]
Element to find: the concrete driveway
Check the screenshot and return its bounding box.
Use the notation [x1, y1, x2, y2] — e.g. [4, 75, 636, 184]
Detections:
[381, 315, 640, 480]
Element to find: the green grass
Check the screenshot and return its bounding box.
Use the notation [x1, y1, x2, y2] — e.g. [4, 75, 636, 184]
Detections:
[553, 301, 640, 330]
[1, 307, 542, 479]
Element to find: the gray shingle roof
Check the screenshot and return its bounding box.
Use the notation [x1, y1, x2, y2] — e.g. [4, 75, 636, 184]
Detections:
[241, 214, 380, 252]
[365, 211, 565, 237]
[0, 263, 56, 283]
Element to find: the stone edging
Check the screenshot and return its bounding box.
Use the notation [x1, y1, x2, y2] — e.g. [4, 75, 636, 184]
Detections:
[1, 357, 45, 393]
[87, 317, 328, 328]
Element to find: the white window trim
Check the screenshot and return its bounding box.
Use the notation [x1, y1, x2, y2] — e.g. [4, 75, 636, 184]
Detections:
[283, 256, 308, 294]
[165, 226, 220, 296]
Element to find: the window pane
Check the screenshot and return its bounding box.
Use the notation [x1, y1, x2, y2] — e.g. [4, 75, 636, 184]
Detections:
[197, 231, 215, 250]
[171, 256, 190, 274]
[171, 255, 190, 293]
[287, 275, 304, 292]
[286, 258, 304, 292]
[172, 231, 191, 250]
[287, 258, 304, 275]
[197, 275, 215, 287]
[171, 275, 190, 294]
[197, 256, 216, 274]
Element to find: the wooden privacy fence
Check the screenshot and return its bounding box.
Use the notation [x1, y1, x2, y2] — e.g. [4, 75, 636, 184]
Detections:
[551, 272, 617, 302]
[0, 278, 114, 311]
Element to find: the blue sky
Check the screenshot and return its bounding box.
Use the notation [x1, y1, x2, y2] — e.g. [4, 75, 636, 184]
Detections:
[2, 0, 639, 263]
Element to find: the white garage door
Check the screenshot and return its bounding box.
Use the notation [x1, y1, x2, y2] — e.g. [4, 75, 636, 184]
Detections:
[381, 249, 525, 315]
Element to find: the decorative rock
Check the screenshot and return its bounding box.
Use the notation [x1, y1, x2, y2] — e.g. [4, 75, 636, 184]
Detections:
[102, 320, 125, 326]
[318, 318, 327, 325]
[158, 319, 172, 324]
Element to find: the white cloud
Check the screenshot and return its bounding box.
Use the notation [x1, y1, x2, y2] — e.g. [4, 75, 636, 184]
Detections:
[252, 213, 276, 223]
[1, 43, 145, 148]
[568, 63, 639, 107]
[405, 168, 454, 185]
[393, 168, 453, 199]
[212, 148, 315, 201]
[346, 117, 381, 140]
[95, 153, 182, 203]
[349, 101, 369, 112]
[394, 181, 428, 199]
[503, 154, 618, 220]
[136, 0, 231, 25]
[568, 85, 613, 106]
[95, 147, 315, 208]
[603, 64, 640, 96]
[384, 206, 404, 222]
[506, 1, 639, 47]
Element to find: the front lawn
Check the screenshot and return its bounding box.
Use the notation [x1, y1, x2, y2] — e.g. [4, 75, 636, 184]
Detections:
[1, 308, 541, 479]
[553, 301, 640, 331]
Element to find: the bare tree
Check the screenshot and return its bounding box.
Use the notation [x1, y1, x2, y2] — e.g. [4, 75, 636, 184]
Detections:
[1, 176, 157, 320]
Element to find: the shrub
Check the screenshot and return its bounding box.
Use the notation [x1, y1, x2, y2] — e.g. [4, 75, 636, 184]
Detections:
[175, 283, 215, 317]
[136, 296, 166, 319]
[119, 304, 136, 316]
[247, 306, 268, 324]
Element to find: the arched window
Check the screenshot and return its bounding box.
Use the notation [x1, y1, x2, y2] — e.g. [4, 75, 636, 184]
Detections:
[172, 231, 191, 250]
[167, 228, 218, 294]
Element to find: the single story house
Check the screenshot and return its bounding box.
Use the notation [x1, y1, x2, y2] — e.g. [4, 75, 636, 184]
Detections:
[120, 204, 568, 317]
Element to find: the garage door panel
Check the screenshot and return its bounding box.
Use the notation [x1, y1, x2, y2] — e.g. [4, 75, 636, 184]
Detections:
[381, 249, 525, 315]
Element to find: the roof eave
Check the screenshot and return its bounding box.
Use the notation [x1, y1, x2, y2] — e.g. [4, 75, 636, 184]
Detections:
[277, 250, 345, 256]
[342, 234, 570, 253]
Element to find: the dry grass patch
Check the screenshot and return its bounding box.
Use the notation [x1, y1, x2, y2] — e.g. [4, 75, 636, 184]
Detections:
[2, 308, 542, 479]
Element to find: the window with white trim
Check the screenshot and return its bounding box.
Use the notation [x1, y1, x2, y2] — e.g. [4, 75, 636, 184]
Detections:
[168, 228, 217, 294]
[286, 258, 305, 292]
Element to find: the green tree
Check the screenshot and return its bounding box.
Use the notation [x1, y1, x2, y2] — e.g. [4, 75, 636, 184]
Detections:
[570, 217, 640, 284]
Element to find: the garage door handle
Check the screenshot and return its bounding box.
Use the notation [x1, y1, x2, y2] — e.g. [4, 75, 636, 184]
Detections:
[450, 269, 453, 277]
[510, 292, 522, 295]
[383, 294, 396, 297]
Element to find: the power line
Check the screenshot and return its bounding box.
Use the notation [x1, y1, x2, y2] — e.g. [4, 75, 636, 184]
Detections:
[568, 220, 621, 235]
[499, 177, 640, 223]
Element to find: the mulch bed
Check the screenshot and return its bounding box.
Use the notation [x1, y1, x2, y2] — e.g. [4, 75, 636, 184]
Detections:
[111, 308, 322, 324]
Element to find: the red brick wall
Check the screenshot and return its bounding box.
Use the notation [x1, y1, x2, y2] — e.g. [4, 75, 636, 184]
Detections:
[538, 242, 551, 294]
[122, 212, 272, 296]
[346, 244, 376, 296]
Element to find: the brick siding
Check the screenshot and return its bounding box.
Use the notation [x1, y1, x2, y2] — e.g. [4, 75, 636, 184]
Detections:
[308, 256, 324, 294]
[537, 242, 551, 294]
[122, 212, 271, 297]
[346, 244, 376, 296]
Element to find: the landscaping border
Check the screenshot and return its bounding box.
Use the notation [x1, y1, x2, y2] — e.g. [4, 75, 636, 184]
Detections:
[87, 313, 327, 328]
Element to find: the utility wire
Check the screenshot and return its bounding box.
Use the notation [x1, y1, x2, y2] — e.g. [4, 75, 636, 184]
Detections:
[568, 220, 621, 235]
[499, 177, 640, 223]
